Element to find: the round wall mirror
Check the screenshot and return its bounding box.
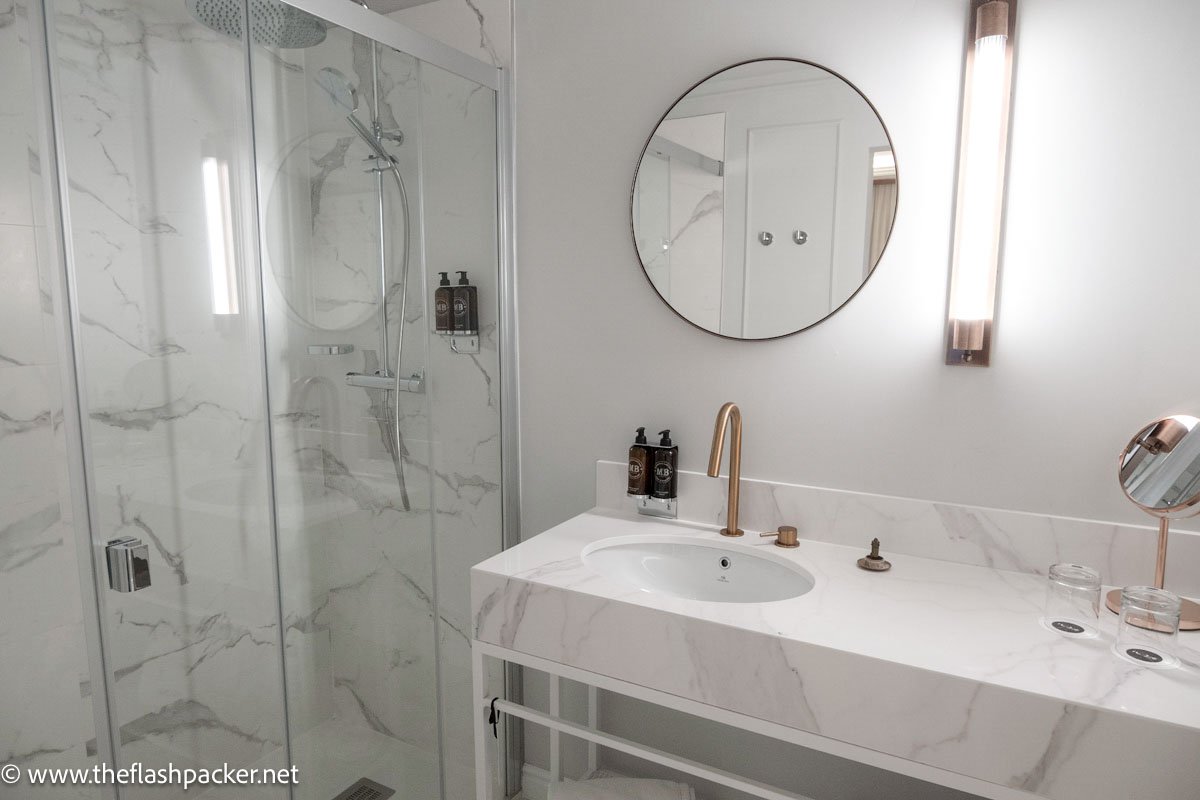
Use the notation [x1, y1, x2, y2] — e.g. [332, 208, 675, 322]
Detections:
[631, 58, 897, 340]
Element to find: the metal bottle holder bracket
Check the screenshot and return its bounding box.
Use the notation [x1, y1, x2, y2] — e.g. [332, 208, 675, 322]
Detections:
[449, 334, 480, 354]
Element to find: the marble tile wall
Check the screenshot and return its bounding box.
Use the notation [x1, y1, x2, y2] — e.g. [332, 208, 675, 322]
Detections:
[384, 5, 510, 792]
[418, 59, 503, 800]
[0, 2, 100, 798]
[45, 2, 292, 796]
[596, 460, 1200, 597]
[252, 29, 444, 776]
[0, 2, 506, 797]
[251, 13, 505, 799]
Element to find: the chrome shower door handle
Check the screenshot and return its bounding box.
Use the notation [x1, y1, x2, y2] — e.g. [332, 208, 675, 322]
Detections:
[106, 537, 151, 593]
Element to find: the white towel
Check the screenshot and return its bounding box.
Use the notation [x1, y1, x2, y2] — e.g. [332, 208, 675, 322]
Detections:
[547, 773, 696, 800]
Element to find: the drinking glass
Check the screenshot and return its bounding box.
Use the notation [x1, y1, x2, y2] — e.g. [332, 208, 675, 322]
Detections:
[1114, 586, 1181, 668]
[1041, 563, 1101, 638]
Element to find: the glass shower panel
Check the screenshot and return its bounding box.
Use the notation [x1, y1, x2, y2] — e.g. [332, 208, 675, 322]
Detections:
[0, 2, 101, 794]
[49, 1, 288, 796]
[250, 21, 441, 800]
[413, 58, 502, 800]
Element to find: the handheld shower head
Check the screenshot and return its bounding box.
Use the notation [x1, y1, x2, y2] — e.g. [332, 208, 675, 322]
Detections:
[315, 67, 359, 116]
[315, 67, 394, 162]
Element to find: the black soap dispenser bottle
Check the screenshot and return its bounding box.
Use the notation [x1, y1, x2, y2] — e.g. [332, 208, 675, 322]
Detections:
[434, 272, 453, 335]
[452, 270, 479, 336]
[627, 427, 651, 497]
[651, 429, 678, 499]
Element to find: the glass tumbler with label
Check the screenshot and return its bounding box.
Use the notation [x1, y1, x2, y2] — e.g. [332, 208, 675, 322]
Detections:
[1041, 563, 1101, 638]
[1114, 586, 1181, 668]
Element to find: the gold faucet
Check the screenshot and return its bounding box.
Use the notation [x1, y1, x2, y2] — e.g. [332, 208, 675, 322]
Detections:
[707, 402, 800, 547]
[707, 402, 744, 537]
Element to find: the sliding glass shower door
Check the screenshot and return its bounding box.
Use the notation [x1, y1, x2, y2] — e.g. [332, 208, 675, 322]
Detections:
[250, 11, 503, 798]
[251, 19, 445, 800]
[22, 1, 504, 798]
[47, 2, 292, 796]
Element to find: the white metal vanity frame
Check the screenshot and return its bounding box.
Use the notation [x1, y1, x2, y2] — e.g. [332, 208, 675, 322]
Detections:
[472, 642, 1040, 800]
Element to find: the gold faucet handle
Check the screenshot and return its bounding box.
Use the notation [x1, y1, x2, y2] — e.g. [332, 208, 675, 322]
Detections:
[761, 525, 799, 548]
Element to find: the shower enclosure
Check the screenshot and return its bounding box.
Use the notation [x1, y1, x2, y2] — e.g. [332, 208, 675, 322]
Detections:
[0, 1, 514, 798]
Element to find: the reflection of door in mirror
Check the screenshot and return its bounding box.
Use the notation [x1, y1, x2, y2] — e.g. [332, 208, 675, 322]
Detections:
[632, 59, 897, 340]
[709, 73, 889, 338]
[744, 123, 837, 338]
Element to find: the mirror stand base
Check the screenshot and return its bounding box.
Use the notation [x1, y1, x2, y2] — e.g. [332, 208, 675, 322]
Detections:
[1105, 588, 1200, 631]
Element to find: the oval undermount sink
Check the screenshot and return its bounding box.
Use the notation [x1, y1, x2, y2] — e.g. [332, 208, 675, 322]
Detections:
[581, 534, 815, 603]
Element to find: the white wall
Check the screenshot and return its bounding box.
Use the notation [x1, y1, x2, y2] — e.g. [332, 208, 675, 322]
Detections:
[515, 0, 1200, 542]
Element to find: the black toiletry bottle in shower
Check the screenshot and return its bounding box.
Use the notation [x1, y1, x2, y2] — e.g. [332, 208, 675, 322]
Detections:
[434, 272, 453, 335]
[452, 270, 479, 335]
[651, 429, 678, 500]
[627, 427, 651, 497]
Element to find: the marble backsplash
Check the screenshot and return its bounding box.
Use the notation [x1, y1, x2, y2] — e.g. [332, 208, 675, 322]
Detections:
[596, 460, 1200, 597]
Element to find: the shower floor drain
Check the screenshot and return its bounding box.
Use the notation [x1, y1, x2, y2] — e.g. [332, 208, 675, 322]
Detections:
[331, 778, 395, 800]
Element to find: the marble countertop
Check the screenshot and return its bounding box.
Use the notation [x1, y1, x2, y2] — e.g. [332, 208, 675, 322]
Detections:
[472, 508, 1200, 800]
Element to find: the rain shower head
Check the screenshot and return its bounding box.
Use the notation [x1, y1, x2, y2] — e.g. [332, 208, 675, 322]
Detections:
[315, 67, 359, 115]
[185, 0, 328, 49]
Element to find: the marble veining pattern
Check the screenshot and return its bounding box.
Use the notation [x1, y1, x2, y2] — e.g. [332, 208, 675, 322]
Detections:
[596, 460, 1200, 597]
[253, 15, 504, 798]
[0, 2, 506, 797]
[473, 510, 1200, 800]
[0, 2, 103, 797]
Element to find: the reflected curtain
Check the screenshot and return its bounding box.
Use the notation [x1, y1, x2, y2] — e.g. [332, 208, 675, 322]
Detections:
[868, 179, 897, 270]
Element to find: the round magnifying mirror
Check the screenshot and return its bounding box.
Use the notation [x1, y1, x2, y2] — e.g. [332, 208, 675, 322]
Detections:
[1119, 415, 1200, 518]
[1111, 414, 1200, 630]
[631, 58, 897, 340]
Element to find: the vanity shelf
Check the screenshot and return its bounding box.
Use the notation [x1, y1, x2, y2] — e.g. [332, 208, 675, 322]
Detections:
[471, 509, 1200, 800]
[473, 643, 1030, 800]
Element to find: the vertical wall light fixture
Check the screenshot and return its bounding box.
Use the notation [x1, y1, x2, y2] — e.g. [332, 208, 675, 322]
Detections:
[202, 155, 241, 316]
[946, 0, 1016, 366]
